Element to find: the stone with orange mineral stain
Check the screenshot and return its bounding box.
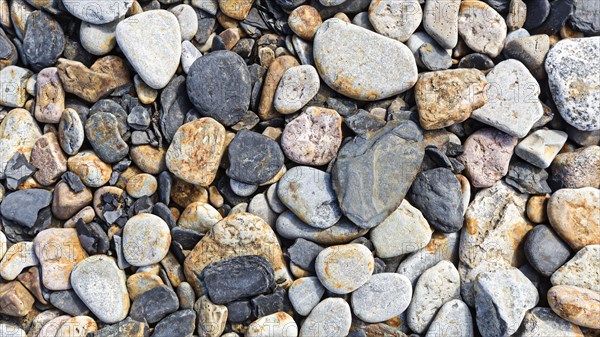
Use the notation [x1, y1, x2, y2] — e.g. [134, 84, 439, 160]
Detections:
[548, 285, 600, 329]
[315, 243, 374, 294]
[0, 281, 35, 317]
[258, 55, 299, 120]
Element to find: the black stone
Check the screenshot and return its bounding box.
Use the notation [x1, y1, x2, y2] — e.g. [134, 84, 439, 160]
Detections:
[128, 106, 151, 131]
[505, 160, 552, 194]
[187, 50, 252, 126]
[88, 318, 149, 337]
[23, 10, 64, 71]
[373, 258, 386, 274]
[194, 9, 216, 44]
[61, 171, 85, 193]
[200, 255, 275, 304]
[275, 0, 306, 10]
[483, 0, 511, 12]
[569, 0, 600, 34]
[0, 188, 52, 228]
[531, 0, 574, 35]
[90, 99, 128, 136]
[326, 97, 358, 117]
[4, 152, 36, 190]
[171, 226, 203, 250]
[76, 220, 110, 255]
[311, 0, 371, 19]
[419, 42, 452, 71]
[49, 290, 89, 316]
[152, 310, 196, 337]
[523, 0, 551, 30]
[2, 206, 51, 242]
[160, 76, 191, 143]
[242, 7, 270, 30]
[158, 171, 172, 205]
[408, 168, 464, 233]
[130, 285, 179, 324]
[288, 239, 324, 271]
[130, 196, 154, 215]
[422, 146, 453, 171]
[250, 287, 292, 318]
[524, 225, 572, 277]
[344, 110, 386, 135]
[153, 203, 176, 229]
[332, 120, 425, 229]
[226, 300, 252, 323]
[458, 53, 495, 70]
[227, 130, 284, 185]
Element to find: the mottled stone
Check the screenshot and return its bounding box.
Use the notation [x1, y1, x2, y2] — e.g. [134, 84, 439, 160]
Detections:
[87, 319, 149, 337]
[552, 244, 600, 292]
[548, 285, 600, 329]
[548, 187, 600, 250]
[227, 130, 284, 184]
[55, 316, 98, 337]
[0, 241, 39, 280]
[85, 112, 128, 164]
[315, 243, 374, 294]
[218, 0, 253, 20]
[0, 281, 35, 317]
[67, 150, 112, 187]
[288, 5, 322, 41]
[0, 108, 41, 179]
[178, 201, 222, 234]
[30, 132, 67, 186]
[458, 1, 507, 58]
[258, 55, 299, 120]
[504, 160, 552, 195]
[514, 307, 583, 337]
[551, 145, 600, 188]
[423, 0, 460, 49]
[195, 295, 227, 337]
[23, 11, 64, 70]
[299, 298, 351, 337]
[58, 108, 84, 155]
[351, 273, 412, 323]
[34, 67, 64, 123]
[0, 67, 32, 108]
[368, 0, 422, 42]
[274, 66, 320, 114]
[288, 276, 325, 316]
[52, 181, 92, 220]
[123, 214, 171, 267]
[79, 21, 118, 56]
[126, 173, 158, 198]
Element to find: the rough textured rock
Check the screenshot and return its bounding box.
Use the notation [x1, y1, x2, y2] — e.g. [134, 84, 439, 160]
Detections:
[59, 108, 85, 155]
[195, 295, 228, 337]
[351, 273, 412, 323]
[551, 145, 600, 188]
[524, 224, 572, 277]
[122, 214, 171, 267]
[30, 132, 67, 186]
[0, 67, 32, 108]
[0, 242, 39, 280]
[227, 130, 284, 185]
[423, 0, 460, 49]
[514, 307, 583, 337]
[516, 129, 568, 169]
[85, 112, 129, 163]
[548, 285, 600, 329]
[315, 243, 374, 294]
[23, 11, 64, 70]
[458, 0, 507, 58]
[368, 0, 422, 42]
[0, 281, 35, 317]
[34, 67, 65, 123]
[426, 299, 474, 337]
[551, 244, 599, 292]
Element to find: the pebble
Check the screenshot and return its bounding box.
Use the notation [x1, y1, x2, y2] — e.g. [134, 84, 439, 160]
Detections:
[58, 108, 84, 155]
[126, 173, 158, 198]
[116, 10, 181, 89]
[230, 179, 258, 197]
[133, 75, 158, 105]
[0, 188, 51, 229]
[274, 66, 320, 114]
[63, 0, 131, 24]
[0, 231, 5, 260]
[178, 201, 222, 233]
[227, 130, 284, 184]
[85, 112, 129, 163]
[38, 315, 72, 337]
[127, 272, 163, 301]
[515, 129, 568, 168]
[23, 11, 64, 70]
[79, 21, 118, 56]
[504, 35, 550, 80]
[288, 5, 322, 40]
[18, 266, 47, 304]
[313, 18, 417, 101]
[52, 180, 92, 220]
[407, 261, 461, 333]
[0, 281, 35, 316]
[426, 299, 474, 337]
[0, 108, 42, 179]
[368, 0, 421, 42]
[288, 276, 325, 316]
[545, 37, 600, 131]
[71, 255, 129, 324]
[315, 243, 374, 294]
[276, 211, 368, 245]
[458, 1, 507, 58]
[55, 316, 98, 336]
[130, 145, 167, 175]
[524, 224, 571, 277]
[0, 241, 39, 280]
[423, 0, 460, 49]
[177, 282, 195, 310]
[67, 150, 112, 187]
[30, 132, 67, 186]
[551, 244, 599, 292]
[507, 0, 526, 30]
[26, 310, 62, 337]
[187, 50, 251, 126]
[247, 312, 298, 337]
[370, 199, 432, 258]
[288, 238, 324, 271]
[218, 0, 253, 20]
[248, 193, 278, 227]
[458, 128, 518, 188]
[0, 67, 32, 108]
[505, 160, 552, 194]
[299, 298, 351, 337]
[258, 55, 299, 120]
[531, 0, 574, 35]
[152, 310, 197, 337]
[130, 284, 179, 324]
[570, 0, 600, 34]
[515, 307, 583, 337]
[122, 214, 171, 267]
[333, 120, 424, 229]
[474, 267, 539, 337]
[548, 187, 600, 250]
[166, 118, 226, 186]
[195, 295, 228, 337]
[34, 67, 64, 123]
[548, 285, 600, 329]
[551, 145, 600, 188]
[170, 4, 198, 41]
[351, 273, 412, 323]
[0, 324, 26, 337]
[419, 42, 452, 71]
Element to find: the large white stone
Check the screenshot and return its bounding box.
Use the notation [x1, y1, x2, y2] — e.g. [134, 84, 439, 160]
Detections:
[63, 0, 133, 24]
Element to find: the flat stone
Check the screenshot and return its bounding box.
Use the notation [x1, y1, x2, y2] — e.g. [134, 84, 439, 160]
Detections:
[274, 65, 320, 114]
[504, 160, 552, 194]
[548, 187, 600, 250]
[34, 67, 64, 123]
[371, 199, 432, 258]
[426, 299, 474, 337]
[187, 50, 251, 126]
[504, 35, 550, 80]
[315, 243, 374, 294]
[0, 281, 35, 317]
[0, 188, 51, 228]
[547, 285, 600, 329]
[258, 55, 299, 120]
[177, 282, 195, 310]
[126, 173, 158, 199]
[30, 132, 67, 186]
[23, 11, 64, 70]
[123, 214, 171, 267]
[59, 108, 84, 155]
[85, 112, 129, 164]
[3, 153, 36, 191]
[227, 130, 284, 184]
[116, 10, 181, 89]
[423, 0, 460, 49]
[458, 1, 507, 58]
[551, 244, 600, 292]
[299, 298, 351, 337]
[195, 295, 228, 337]
[545, 37, 600, 131]
[419, 42, 452, 71]
[87, 319, 149, 337]
[181, 41, 201, 74]
[230, 179, 258, 197]
[332, 120, 424, 229]
[49, 289, 89, 316]
[276, 211, 369, 245]
[551, 145, 600, 188]
[153, 310, 196, 337]
[130, 284, 179, 324]
[170, 4, 198, 41]
[314, 18, 417, 101]
[415, 69, 487, 130]
[63, 0, 131, 24]
[0, 241, 39, 280]
[351, 273, 412, 323]
[0, 108, 42, 178]
[524, 224, 571, 277]
[368, 0, 421, 42]
[126, 272, 163, 301]
[288, 238, 324, 271]
[288, 276, 325, 316]
[514, 307, 583, 337]
[0, 67, 32, 108]
[474, 267, 539, 337]
[71, 255, 129, 324]
[516, 129, 568, 168]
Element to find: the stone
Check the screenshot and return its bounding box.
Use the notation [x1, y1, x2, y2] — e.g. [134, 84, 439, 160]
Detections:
[288, 5, 322, 40]
[457, 128, 518, 188]
[368, 0, 421, 42]
[153, 310, 196, 337]
[426, 299, 474, 337]
[514, 307, 583, 337]
[548, 187, 600, 250]
[551, 145, 600, 188]
[315, 243, 374, 294]
[71, 255, 129, 324]
[170, 4, 198, 41]
[547, 285, 600, 329]
[277, 166, 341, 229]
[27, 310, 62, 337]
[551, 244, 598, 293]
[178, 201, 222, 233]
[460, 181, 533, 306]
[531, 0, 574, 35]
[87, 319, 149, 337]
[570, 0, 600, 34]
[30, 132, 67, 186]
[230, 179, 258, 197]
[187, 50, 251, 126]
[415, 69, 487, 130]
[181, 41, 201, 74]
[226, 300, 251, 323]
[0, 231, 5, 260]
[299, 298, 351, 337]
[184, 213, 291, 294]
[123, 214, 171, 267]
[505, 160, 552, 194]
[351, 273, 412, 323]
[130, 145, 167, 175]
[523, 0, 550, 29]
[274, 66, 320, 114]
[523, 224, 571, 277]
[0, 108, 41, 178]
[419, 42, 452, 71]
[258, 55, 300, 120]
[227, 130, 284, 184]
[34, 67, 64, 123]
[67, 151, 112, 188]
[116, 10, 181, 89]
[515, 129, 568, 169]
[423, 0, 460, 49]
[76, 220, 109, 255]
[0, 241, 38, 280]
[23, 11, 64, 70]
[62, 0, 131, 24]
[218, 0, 253, 20]
[288, 239, 324, 271]
[126, 173, 158, 198]
[504, 35, 550, 80]
[85, 112, 128, 164]
[92, 186, 126, 224]
[55, 316, 98, 337]
[39, 315, 72, 337]
[458, 1, 507, 58]
[58, 108, 84, 155]
[507, 0, 526, 30]
[458, 53, 495, 70]
[34, 228, 87, 290]
[546, 37, 600, 131]
[247, 312, 298, 337]
[0, 67, 32, 108]
[130, 285, 179, 324]
[0, 188, 51, 228]
[57, 56, 131, 103]
[177, 282, 195, 310]
[314, 18, 417, 101]
[288, 276, 325, 316]
[127, 272, 163, 301]
[370, 199, 432, 258]
[247, 193, 278, 227]
[276, 211, 368, 245]
[52, 181, 92, 220]
[195, 295, 228, 337]
[0, 281, 35, 317]
[133, 75, 158, 105]
[0, 324, 26, 337]
[3, 153, 35, 190]
[80, 21, 118, 56]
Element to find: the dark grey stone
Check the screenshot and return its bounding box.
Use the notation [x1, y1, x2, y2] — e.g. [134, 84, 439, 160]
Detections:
[85, 112, 129, 164]
[158, 171, 172, 205]
[483, 0, 511, 12]
[2, 207, 51, 242]
[152, 310, 196, 337]
[275, 0, 306, 10]
[227, 130, 284, 185]
[226, 300, 252, 323]
[160, 76, 191, 143]
[128, 106, 151, 131]
[524, 0, 551, 30]
[505, 160, 552, 194]
[171, 226, 203, 250]
[49, 290, 89, 316]
[194, 8, 216, 44]
[153, 203, 176, 229]
[61, 171, 85, 193]
[419, 42, 452, 71]
[326, 97, 358, 117]
[422, 146, 453, 171]
[288, 238, 324, 271]
[311, 0, 371, 18]
[88, 318, 149, 337]
[210, 35, 226, 52]
[531, 0, 574, 35]
[570, 0, 600, 34]
[23, 11, 64, 71]
[409, 168, 464, 233]
[187, 50, 251, 126]
[0, 29, 17, 65]
[76, 220, 110, 255]
[332, 120, 425, 229]
[200, 255, 275, 304]
[0, 188, 52, 228]
[250, 287, 292, 318]
[458, 53, 495, 70]
[90, 99, 128, 136]
[4, 153, 36, 190]
[524, 225, 572, 277]
[344, 110, 386, 135]
[130, 285, 179, 324]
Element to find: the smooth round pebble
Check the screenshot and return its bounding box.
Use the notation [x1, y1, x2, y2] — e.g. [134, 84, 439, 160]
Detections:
[315, 243, 374, 294]
[123, 214, 171, 267]
[351, 273, 412, 323]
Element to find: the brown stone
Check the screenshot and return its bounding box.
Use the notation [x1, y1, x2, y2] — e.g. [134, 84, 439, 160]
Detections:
[0, 281, 35, 317]
[115, 166, 141, 190]
[171, 178, 209, 208]
[17, 266, 47, 304]
[288, 5, 322, 41]
[52, 180, 93, 220]
[55, 316, 97, 336]
[56, 56, 131, 103]
[130, 145, 167, 175]
[64, 206, 95, 228]
[527, 194, 549, 224]
[219, 0, 254, 20]
[126, 173, 158, 198]
[258, 56, 299, 120]
[219, 28, 241, 50]
[67, 150, 112, 188]
[415, 69, 487, 130]
[166, 118, 226, 186]
[160, 252, 185, 287]
[126, 272, 164, 301]
[548, 187, 600, 250]
[548, 285, 600, 329]
[34, 67, 65, 123]
[30, 132, 67, 186]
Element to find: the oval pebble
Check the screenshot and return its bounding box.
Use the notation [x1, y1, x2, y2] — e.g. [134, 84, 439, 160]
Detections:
[351, 273, 412, 323]
[123, 214, 171, 267]
[315, 243, 374, 294]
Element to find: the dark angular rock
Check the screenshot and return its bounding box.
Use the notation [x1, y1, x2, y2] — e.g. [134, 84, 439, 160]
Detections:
[49, 289, 90, 316]
[226, 300, 252, 323]
[531, 0, 574, 35]
[458, 53, 495, 70]
[423, 146, 453, 171]
[275, 0, 306, 11]
[2, 207, 51, 242]
[152, 203, 176, 229]
[85, 112, 129, 163]
[187, 50, 252, 126]
[194, 8, 216, 44]
[128, 106, 151, 131]
[61, 171, 85, 193]
[130, 285, 179, 324]
[217, 176, 250, 206]
[4, 153, 36, 190]
[23, 11, 64, 71]
[0, 188, 52, 228]
[288, 238, 324, 271]
[569, 0, 600, 34]
[332, 120, 425, 229]
[152, 310, 196, 337]
[408, 168, 464, 233]
[344, 110, 386, 135]
[88, 318, 150, 337]
[171, 226, 203, 250]
[227, 130, 284, 185]
[326, 97, 358, 117]
[160, 76, 191, 143]
[0, 29, 18, 67]
[524, 0, 551, 30]
[200, 255, 275, 304]
[76, 220, 110, 255]
[524, 225, 572, 277]
[484, 0, 511, 12]
[250, 287, 292, 318]
[505, 160, 552, 194]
